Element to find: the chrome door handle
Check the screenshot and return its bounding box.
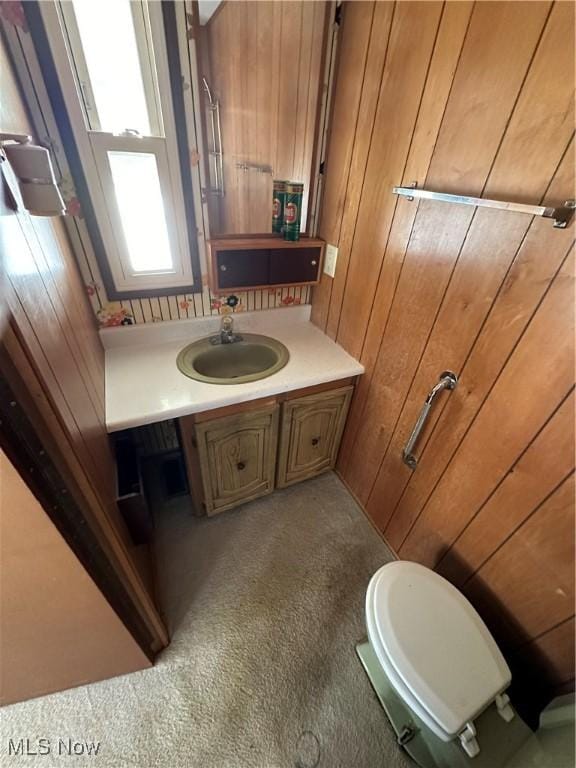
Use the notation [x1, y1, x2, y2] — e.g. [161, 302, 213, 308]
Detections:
[402, 371, 458, 470]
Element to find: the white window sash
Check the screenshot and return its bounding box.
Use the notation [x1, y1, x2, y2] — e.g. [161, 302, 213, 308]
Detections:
[40, 1, 195, 294]
[89, 132, 190, 287]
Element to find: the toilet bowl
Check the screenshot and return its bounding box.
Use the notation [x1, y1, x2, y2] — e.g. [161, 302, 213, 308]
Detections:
[360, 561, 530, 766]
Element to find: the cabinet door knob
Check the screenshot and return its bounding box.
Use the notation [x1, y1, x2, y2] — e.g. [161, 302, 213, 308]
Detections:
[311, 260, 317, 266]
[311, 437, 319, 446]
[220, 264, 227, 272]
[237, 461, 245, 470]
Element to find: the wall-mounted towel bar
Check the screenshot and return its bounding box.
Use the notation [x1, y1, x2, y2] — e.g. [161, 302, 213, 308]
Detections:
[393, 184, 575, 229]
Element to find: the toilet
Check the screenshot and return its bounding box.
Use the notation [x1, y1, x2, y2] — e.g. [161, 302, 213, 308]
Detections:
[358, 561, 575, 768]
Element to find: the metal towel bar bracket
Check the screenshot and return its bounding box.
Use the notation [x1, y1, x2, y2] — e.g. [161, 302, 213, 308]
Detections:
[402, 371, 458, 470]
[393, 183, 575, 229]
[202, 78, 224, 198]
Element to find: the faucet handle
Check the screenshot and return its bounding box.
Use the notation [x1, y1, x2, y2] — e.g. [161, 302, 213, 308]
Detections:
[221, 314, 233, 330]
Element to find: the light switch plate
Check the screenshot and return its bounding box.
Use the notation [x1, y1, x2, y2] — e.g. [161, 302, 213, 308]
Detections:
[324, 243, 338, 278]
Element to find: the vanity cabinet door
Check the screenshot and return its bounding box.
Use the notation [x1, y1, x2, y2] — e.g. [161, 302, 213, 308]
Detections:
[277, 387, 353, 488]
[195, 405, 279, 515]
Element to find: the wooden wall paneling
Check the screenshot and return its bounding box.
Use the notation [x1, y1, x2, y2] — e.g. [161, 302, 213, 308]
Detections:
[339, 1, 551, 503]
[38, 220, 106, 414]
[0, 325, 168, 651]
[4, 283, 108, 520]
[364, 209, 532, 524]
[252, 1, 274, 234]
[19, 216, 109, 446]
[437, 390, 574, 586]
[513, 617, 575, 688]
[297, 0, 327, 228]
[231, 1, 249, 232]
[2, 32, 167, 655]
[207, 1, 237, 232]
[364, 5, 575, 527]
[313, 0, 574, 698]
[244, 1, 263, 234]
[276, 2, 302, 180]
[2, 296, 128, 552]
[204, 1, 326, 235]
[334, 1, 444, 358]
[399, 251, 575, 566]
[386, 143, 574, 549]
[310, 0, 377, 330]
[4, 221, 115, 511]
[486, 0, 575, 202]
[292, 2, 314, 183]
[323, 0, 396, 342]
[269, 0, 283, 196]
[463, 474, 575, 647]
[336, 0, 473, 471]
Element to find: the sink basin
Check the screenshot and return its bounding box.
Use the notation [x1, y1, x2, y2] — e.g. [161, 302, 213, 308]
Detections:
[176, 333, 289, 384]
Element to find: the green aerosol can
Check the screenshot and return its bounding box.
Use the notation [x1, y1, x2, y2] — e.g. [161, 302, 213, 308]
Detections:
[283, 182, 303, 241]
[272, 179, 288, 233]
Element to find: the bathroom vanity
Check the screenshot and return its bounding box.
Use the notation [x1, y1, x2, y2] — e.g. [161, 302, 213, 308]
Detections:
[102, 306, 364, 516]
[180, 381, 353, 515]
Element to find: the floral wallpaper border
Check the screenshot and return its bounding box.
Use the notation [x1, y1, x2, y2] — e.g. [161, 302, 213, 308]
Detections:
[0, 1, 311, 328]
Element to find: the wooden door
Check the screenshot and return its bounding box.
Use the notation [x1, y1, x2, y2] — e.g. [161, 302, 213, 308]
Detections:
[311, 0, 575, 707]
[195, 405, 279, 514]
[277, 387, 353, 488]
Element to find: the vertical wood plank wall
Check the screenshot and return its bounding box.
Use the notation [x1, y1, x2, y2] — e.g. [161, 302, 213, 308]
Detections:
[200, 0, 327, 234]
[312, 0, 575, 699]
[1, 35, 167, 657]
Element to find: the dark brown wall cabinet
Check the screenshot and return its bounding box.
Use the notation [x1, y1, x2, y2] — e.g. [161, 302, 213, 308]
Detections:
[208, 237, 325, 293]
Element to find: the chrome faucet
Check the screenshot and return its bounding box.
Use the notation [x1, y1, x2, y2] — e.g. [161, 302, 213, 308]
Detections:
[211, 314, 243, 345]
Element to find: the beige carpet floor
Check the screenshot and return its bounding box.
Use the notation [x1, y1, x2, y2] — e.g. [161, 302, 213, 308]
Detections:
[1, 472, 412, 768]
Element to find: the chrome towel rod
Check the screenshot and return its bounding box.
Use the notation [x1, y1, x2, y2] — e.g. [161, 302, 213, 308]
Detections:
[393, 184, 575, 229]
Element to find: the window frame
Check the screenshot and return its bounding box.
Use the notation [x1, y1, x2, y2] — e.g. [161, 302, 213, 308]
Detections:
[36, 0, 202, 299]
[59, 0, 163, 137]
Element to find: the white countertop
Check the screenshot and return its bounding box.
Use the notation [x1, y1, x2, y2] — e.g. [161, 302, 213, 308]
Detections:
[102, 306, 364, 432]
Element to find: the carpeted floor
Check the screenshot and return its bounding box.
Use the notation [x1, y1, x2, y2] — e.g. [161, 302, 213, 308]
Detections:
[0, 472, 412, 768]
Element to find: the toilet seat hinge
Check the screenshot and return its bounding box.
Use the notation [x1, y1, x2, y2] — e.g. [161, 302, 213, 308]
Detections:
[459, 722, 480, 758]
[496, 692, 515, 723]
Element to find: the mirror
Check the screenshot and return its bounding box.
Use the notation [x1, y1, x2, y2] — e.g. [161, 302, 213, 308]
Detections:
[195, 0, 330, 236]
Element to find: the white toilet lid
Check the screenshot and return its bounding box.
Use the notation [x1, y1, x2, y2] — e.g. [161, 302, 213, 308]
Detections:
[367, 561, 511, 737]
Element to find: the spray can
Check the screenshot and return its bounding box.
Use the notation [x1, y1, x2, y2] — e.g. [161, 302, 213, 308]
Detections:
[272, 180, 288, 233]
[283, 182, 303, 241]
